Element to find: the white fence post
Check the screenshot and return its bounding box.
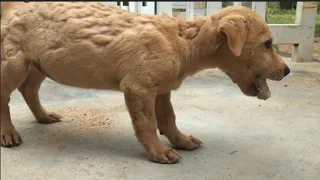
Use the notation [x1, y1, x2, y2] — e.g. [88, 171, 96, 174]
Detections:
[233, 2, 243, 6]
[185, 2, 195, 18]
[137, 2, 155, 15]
[206, 2, 222, 15]
[291, 2, 318, 62]
[128, 2, 137, 13]
[104, 1, 118, 6]
[119, 2, 129, 11]
[107, 1, 136, 13]
[252, 2, 267, 21]
[156, 2, 172, 16]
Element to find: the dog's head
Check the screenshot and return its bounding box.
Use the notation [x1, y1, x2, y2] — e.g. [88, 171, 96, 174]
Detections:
[213, 6, 290, 100]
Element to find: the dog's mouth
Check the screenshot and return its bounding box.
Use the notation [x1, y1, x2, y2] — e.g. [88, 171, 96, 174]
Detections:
[253, 76, 271, 100]
[227, 72, 271, 100]
[237, 74, 271, 100]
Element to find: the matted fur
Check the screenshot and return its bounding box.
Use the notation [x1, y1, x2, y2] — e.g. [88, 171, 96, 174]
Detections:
[1, 2, 289, 164]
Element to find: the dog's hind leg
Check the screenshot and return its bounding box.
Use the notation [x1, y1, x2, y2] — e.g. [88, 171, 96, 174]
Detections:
[18, 66, 62, 124]
[1, 51, 28, 147]
[156, 92, 202, 151]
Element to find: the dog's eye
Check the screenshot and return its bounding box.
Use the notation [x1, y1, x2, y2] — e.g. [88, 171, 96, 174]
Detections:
[264, 40, 272, 49]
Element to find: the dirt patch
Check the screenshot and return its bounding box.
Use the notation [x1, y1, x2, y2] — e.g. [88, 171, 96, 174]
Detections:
[55, 106, 117, 136]
[277, 36, 320, 62]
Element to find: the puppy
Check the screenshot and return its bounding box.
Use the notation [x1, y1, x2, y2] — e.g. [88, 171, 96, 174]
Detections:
[1, 2, 290, 164]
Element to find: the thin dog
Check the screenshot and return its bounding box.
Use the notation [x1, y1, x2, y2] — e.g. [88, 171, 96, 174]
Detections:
[1, 2, 290, 164]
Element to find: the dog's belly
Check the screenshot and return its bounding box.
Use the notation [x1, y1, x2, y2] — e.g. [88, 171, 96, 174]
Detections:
[50, 71, 120, 90]
[29, 44, 122, 90]
[42, 63, 121, 90]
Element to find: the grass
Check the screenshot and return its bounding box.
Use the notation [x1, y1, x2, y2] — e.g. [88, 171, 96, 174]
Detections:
[267, 5, 320, 35]
[267, 5, 320, 54]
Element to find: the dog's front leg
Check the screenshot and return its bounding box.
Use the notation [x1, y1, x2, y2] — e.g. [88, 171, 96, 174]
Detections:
[123, 86, 181, 164]
[156, 92, 202, 150]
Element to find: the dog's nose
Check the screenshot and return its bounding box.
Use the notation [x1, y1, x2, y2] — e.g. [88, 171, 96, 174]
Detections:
[284, 66, 290, 76]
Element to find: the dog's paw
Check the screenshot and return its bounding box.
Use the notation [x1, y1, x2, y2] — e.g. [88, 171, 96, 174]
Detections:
[1, 127, 22, 147]
[36, 112, 62, 124]
[148, 147, 181, 164]
[174, 135, 203, 151]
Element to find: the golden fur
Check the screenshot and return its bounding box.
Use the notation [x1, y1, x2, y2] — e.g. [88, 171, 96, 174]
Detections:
[1, 2, 27, 60]
[1, 2, 27, 19]
[1, 2, 290, 164]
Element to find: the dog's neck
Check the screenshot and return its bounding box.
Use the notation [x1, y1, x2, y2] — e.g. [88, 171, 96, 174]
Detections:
[176, 14, 225, 76]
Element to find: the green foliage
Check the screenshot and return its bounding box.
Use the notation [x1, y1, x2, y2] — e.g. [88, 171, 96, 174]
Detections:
[267, 5, 320, 35]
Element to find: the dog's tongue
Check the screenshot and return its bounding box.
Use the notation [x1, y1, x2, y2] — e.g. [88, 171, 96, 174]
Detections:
[255, 78, 271, 100]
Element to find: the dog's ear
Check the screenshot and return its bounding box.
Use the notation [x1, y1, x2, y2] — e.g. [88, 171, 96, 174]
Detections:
[217, 14, 247, 57]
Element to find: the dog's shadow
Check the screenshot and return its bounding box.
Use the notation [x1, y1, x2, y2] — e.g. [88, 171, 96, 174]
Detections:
[13, 115, 216, 164]
[6, 116, 304, 179]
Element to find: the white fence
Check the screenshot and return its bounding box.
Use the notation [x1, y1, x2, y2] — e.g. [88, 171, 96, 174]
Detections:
[105, 1, 319, 63]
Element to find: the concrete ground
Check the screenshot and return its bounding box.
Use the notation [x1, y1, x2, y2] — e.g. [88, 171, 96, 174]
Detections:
[1, 59, 320, 180]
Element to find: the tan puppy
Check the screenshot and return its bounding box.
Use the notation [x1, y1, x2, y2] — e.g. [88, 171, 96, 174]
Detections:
[1, 2, 290, 164]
